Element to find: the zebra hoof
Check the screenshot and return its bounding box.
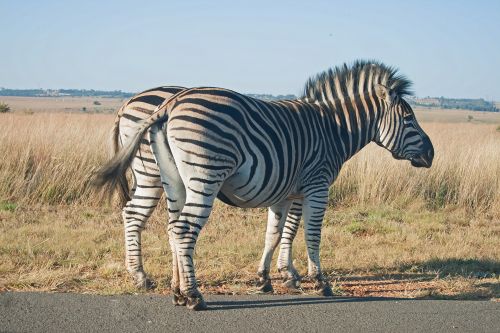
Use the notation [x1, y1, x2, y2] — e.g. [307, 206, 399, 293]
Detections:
[172, 294, 187, 306]
[186, 295, 207, 311]
[132, 272, 156, 290]
[137, 278, 157, 290]
[282, 278, 301, 291]
[256, 279, 274, 293]
[314, 281, 334, 297]
[172, 288, 187, 306]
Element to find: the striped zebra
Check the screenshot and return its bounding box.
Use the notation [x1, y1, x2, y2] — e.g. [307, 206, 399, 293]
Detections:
[111, 86, 184, 289]
[95, 60, 434, 310]
[114, 86, 305, 291]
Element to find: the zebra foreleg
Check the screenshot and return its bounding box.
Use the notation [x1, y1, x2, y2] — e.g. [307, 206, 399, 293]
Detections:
[303, 189, 334, 297]
[277, 200, 303, 290]
[122, 176, 162, 290]
[257, 200, 293, 293]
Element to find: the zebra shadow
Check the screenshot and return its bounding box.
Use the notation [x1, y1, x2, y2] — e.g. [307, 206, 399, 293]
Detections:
[205, 296, 401, 311]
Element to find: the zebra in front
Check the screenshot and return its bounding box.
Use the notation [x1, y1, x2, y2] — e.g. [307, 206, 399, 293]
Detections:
[95, 60, 434, 310]
[112, 86, 306, 290]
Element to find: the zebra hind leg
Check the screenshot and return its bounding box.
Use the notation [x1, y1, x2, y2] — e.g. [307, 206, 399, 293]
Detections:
[154, 172, 186, 305]
[122, 177, 163, 290]
[256, 200, 293, 293]
[148, 123, 192, 306]
[277, 200, 303, 291]
[168, 229, 185, 306]
[165, 195, 187, 306]
[170, 183, 221, 311]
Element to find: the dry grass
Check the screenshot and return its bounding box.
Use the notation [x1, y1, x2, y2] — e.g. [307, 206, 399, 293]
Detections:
[0, 96, 123, 114]
[1, 112, 499, 213]
[413, 107, 500, 124]
[0, 113, 110, 205]
[0, 109, 499, 299]
[0, 204, 498, 299]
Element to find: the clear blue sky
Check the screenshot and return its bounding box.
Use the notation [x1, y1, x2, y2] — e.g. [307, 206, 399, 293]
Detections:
[1, 0, 499, 99]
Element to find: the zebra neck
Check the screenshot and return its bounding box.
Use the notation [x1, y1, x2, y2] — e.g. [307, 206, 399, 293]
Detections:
[322, 92, 382, 162]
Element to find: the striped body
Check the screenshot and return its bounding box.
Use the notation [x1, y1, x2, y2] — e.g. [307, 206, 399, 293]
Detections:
[167, 91, 337, 208]
[98, 61, 434, 309]
[115, 86, 305, 288]
[114, 86, 184, 287]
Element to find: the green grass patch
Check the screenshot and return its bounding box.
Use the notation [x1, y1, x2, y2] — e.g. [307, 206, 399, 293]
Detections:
[345, 221, 368, 235]
[0, 201, 17, 212]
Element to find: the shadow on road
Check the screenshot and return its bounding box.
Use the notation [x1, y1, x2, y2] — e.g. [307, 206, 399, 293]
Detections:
[395, 258, 500, 278]
[324, 258, 500, 300]
[329, 258, 499, 282]
[206, 296, 402, 311]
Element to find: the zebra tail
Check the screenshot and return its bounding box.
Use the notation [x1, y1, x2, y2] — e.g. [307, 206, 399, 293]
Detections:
[93, 104, 170, 197]
[110, 109, 132, 206]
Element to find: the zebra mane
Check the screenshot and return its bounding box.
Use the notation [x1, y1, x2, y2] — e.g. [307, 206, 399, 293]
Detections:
[302, 60, 413, 102]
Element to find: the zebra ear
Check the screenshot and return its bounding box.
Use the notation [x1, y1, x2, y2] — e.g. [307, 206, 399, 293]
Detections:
[374, 84, 392, 102]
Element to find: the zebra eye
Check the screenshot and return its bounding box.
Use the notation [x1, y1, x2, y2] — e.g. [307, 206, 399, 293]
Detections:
[403, 114, 413, 124]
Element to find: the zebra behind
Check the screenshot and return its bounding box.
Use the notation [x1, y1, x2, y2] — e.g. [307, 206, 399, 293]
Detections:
[95, 60, 434, 310]
[111, 86, 184, 289]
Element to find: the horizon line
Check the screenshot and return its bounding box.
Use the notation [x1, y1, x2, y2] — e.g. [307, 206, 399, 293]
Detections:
[0, 87, 498, 102]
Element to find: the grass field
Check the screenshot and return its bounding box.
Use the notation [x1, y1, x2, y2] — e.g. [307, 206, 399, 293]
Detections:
[413, 107, 500, 124]
[0, 96, 124, 114]
[0, 104, 499, 300]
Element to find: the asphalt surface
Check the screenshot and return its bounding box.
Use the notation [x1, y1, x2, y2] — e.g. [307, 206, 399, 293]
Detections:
[1, 292, 499, 333]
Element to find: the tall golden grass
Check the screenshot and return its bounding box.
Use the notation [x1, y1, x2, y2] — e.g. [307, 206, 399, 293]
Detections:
[1, 111, 499, 298]
[0, 113, 109, 205]
[0, 113, 498, 215]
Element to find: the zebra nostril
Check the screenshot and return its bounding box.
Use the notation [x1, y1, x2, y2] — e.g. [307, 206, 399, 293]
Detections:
[423, 137, 434, 163]
[428, 145, 434, 160]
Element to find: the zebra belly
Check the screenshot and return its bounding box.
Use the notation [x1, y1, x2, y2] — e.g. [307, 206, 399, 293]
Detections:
[217, 186, 276, 208]
[218, 182, 296, 208]
[217, 162, 294, 208]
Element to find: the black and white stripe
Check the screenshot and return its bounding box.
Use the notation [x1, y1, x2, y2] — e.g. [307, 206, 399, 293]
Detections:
[112, 86, 184, 288]
[97, 60, 433, 310]
[114, 86, 305, 289]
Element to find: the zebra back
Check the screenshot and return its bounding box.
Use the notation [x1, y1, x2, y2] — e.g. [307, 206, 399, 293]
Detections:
[103, 86, 185, 203]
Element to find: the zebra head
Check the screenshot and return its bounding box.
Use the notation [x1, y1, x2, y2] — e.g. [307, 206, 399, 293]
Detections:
[373, 84, 434, 168]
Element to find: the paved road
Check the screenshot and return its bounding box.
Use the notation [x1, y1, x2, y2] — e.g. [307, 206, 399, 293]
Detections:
[1, 292, 498, 332]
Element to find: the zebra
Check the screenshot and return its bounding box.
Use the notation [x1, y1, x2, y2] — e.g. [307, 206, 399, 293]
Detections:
[95, 60, 434, 310]
[114, 86, 305, 291]
[111, 85, 185, 289]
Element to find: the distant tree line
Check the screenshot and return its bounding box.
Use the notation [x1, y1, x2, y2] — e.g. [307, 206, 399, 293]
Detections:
[245, 94, 297, 101]
[0, 88, 298, 101]
[408, 97, 498, 112]
[3, 88, 496, 112]
[0, 88, 134, 98]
